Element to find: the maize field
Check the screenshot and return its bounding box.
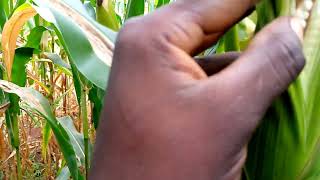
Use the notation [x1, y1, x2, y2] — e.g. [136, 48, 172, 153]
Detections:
[0, 0, 319, 179]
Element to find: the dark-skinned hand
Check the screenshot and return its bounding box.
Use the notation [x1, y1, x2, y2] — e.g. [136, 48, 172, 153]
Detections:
[90, 0, 306, 179]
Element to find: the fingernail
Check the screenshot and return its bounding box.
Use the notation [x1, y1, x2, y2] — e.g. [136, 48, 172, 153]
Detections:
[290, 17, 305, 42]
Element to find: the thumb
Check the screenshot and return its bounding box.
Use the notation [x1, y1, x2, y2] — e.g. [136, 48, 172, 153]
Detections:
[203, 17, 305, 133]
[220, 17, 305, 103]
[218, 16, 304, 106]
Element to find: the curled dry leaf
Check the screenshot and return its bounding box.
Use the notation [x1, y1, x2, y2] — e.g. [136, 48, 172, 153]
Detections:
[1, 5, 37, 80]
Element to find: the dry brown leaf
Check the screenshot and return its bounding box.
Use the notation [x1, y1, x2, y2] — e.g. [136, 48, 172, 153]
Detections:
[1, 6, 37, 80]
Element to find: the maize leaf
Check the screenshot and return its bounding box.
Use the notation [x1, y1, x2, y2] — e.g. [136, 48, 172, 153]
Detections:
[88, 85, 105, 129]
[41, 121, 51, 163]
[126, 0, 145, 19]
[25, 26, 48, 49]
[224, 25, 241, 52]
[156, 0, 170, 8]
[0, 1, 7, 30]
[58, 116, 90, 165]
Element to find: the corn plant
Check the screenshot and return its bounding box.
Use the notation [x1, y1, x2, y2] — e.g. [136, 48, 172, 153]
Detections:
[0, 0, 320, 179]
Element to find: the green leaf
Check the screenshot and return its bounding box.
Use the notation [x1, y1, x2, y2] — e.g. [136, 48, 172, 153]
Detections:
[44, 53, 71, 70]
[255, 0, 277, 31]
[1, 0, 9, 20]
[25, 26, 48, 49]
[0, 1, 7, 30]
[125, 0, 145, 19]
[224, 25, 240, 52]
[156, 0, 170, 8]
[215, 37, 225, 54]
[41, 122, 52, 162]
[58, 116, 88, 164]
[11, 47, 34, 87]
[246, 92, 305, 179]
[89, 85, 105, 129]
[90, 0, 97, 8]
[13, 0, 26, 11]
[70, 63, 83, 105]
[43, 53, 72, 77]
[5, 108, 19, 148]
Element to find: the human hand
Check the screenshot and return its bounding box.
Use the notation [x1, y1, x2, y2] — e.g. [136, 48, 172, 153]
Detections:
[91, 0, 305, 179]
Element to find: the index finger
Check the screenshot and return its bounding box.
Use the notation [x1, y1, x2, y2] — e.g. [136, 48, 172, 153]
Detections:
[176, 0, 257, 33]
[147, 0, 258, 53]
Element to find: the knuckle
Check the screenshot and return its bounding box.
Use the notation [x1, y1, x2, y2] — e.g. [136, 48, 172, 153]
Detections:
[116, 16, 169, 52]
[116, 16, 175, 57]
[116, 17, 145, 46]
